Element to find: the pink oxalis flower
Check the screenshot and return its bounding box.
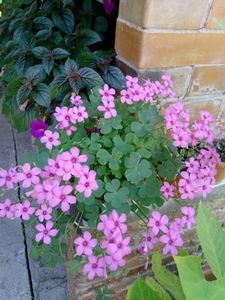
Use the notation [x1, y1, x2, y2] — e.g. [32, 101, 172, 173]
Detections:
[160, 230, 183, 256]
[35, 204, 52, 222]
[74, 231, 97, 256]
[0, 199, 15, 218]
[17, 163, 41, 188]
[147, 211, 169, 235]
[99, 84, 115, 102]
[83, 256, 105, 280]
[15, 200, 35, 221]
[75, 170, 98, 198]
[40, 130, 61, 150]
[0, 167, 18, 189]
[35, 221, 58, 245]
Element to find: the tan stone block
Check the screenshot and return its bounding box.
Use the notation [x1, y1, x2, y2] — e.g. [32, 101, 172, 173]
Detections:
[207, 0, 225, 29]
[115, 20, 225, 69]
[119, 0, 211, 29]
[189, 65, 225, 96]
[184, 98, 222, 122]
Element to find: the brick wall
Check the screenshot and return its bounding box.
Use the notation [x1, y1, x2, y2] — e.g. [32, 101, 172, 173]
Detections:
[115, 0, 225, 138]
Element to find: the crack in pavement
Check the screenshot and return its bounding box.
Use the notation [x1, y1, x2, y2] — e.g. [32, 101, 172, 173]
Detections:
[12, 128, 35, 300]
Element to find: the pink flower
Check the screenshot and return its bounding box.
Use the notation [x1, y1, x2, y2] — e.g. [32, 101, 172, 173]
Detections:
[35, 221, 58, 245]
[52, 185, 76, 211]
[169, 218, 184, 233]
[142, 231, 158, 250]
[17, 163, 41, 188]
[162, 74, 174, 88]
[99, 84, 115, 102]
[76, 170, 98, 198]
[138, 242, 149, 256]
[70, 94, 83, 106]
[179, 185, 196, 200]
[172, 129, 190, 148]
[83, 256, 105, 280]
[59, 147, 87, 178]
[120, 89, 133, 105]
[105, 255, 126, 272]
[181, 206, 196, 230]
[200, 111, 214, 124]
[97, 100, 117, 119]
[105, 232, 131, 260]
[147, 211, 169, 235]
[74, 231, 97, 256]
[130, 84, 145, 102]
[97, 213, 114, 235]
[0, 199, 15, 218]
[185, 157, 200, 174]
[109, 210, 128, 234]
[40, 130, 61, 150]
[160, 182, 175, 200]
[126, 76, 138, 89]
[54, 106, 76, 127]
[72, 106, 88, 123]
[35, 204, 52, 222]
[15, 200, 35, 220]
[196, 178, 212, 198]
[0, 167, 18, 189]
[178, 171, 196, 191]
[160, 230, 183, 256]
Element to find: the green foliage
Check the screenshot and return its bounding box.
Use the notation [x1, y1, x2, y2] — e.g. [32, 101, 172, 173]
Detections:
[127, 277, 162, 300]
[175, 256, 225, 300]
[197, 202, 225, 279]
[151, 253, 186, 300]
[71, 96, 182, 224]
[0, 0, 125, 131]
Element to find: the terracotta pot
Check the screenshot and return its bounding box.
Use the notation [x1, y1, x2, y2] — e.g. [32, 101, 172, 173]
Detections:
[215, 162, 225, 187]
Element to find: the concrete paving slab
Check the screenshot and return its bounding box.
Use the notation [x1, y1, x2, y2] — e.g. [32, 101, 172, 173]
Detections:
[14, 130, 68, 300]
[0, 109, 32, 300]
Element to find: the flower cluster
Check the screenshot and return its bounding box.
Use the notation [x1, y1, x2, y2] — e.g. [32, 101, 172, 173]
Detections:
[54, 102, 88, 136]
[160, 146, 220, 201]
[97, 84, 117, 119]
[165, 102, 215, 148]
[0, 73, 220, 281]
[139, 207, 196, 257]
[0, 145, 98, 244]
[74, 210, 131, 280]
[120, 74, 175, 106]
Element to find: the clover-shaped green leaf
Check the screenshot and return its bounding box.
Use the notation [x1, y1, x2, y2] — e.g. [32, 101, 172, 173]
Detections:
[98, 116, 122, 134]
[125, 153, 152, 184]
[104, 180, 129, 209]
[96, 149, 111, 166]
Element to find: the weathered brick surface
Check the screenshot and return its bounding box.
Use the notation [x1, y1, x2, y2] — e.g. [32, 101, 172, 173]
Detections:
[119, 0, 212, 29]
[207, 0, 225, 29]
[115, 20, 225, 69]
[189, 65, 225, 96]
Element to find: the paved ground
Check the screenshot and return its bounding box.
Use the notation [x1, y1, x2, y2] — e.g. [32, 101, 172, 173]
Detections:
[0, 110, 68, 300]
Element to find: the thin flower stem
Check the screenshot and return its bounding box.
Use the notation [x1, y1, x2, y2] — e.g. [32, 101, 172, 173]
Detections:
[131, 199, 149, 220]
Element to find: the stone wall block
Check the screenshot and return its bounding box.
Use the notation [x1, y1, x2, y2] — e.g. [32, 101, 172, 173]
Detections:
[115, 20, 225, 69]
[119, 0, 212, 29]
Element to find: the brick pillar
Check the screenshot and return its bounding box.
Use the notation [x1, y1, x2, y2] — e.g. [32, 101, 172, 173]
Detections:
[115, 0, 225, 138]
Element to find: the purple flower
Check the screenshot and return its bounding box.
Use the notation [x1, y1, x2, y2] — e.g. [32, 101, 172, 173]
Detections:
[103, 0, 115, 15]
[30, 120, 48, 138]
